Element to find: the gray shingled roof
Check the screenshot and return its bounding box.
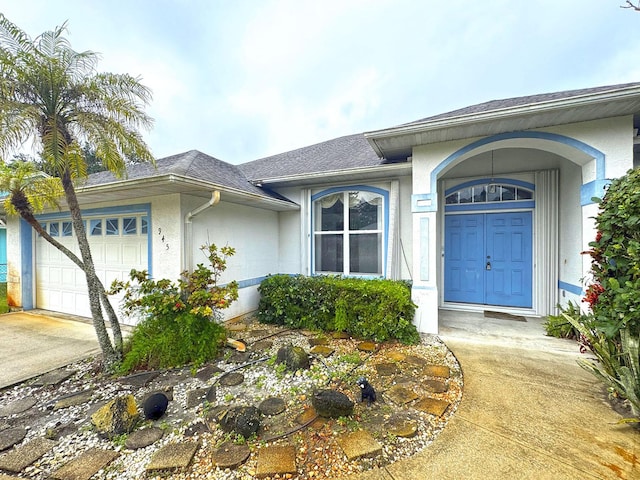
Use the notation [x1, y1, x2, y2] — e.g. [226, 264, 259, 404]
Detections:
[86, 149, 289, 202]
[401, 82, 640, 126]
[238, 133, 383, 181]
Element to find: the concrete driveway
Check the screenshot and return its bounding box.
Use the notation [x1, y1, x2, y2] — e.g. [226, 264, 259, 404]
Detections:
[0, 311, 101, 389]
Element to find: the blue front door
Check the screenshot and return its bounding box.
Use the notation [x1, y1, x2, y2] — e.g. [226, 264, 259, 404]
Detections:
[444, 212, 532, 308]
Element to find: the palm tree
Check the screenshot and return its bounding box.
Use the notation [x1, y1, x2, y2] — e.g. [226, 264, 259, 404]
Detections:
[0, 16, 155, 368]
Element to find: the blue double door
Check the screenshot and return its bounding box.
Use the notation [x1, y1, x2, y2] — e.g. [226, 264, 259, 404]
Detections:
[444, 212, 532, 308]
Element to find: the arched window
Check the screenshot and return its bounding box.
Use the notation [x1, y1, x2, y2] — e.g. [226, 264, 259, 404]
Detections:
[445, 182, 533, 205]
[313, 189, 384, 275]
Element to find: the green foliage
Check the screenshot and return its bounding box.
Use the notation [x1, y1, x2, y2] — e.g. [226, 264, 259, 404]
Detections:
[578, 169, 640, 419]
[257, 274, 419, 344]
[0, 283, 8, 314]
[544, 301, 585, 339]
[113, 244, 238, 373]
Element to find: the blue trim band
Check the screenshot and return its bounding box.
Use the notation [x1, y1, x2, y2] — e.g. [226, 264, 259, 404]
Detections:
[558, 281, 583, 296]
[236, 276, 268, 289]
[35, 203, 151, 221]
[311, 186, 389, 277]
[431, 131, 606, 207]
[580, 180, 611, 206]
[445, 200, 535, 212]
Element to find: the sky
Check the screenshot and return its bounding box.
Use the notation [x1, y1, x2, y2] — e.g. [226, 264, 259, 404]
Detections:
[1, 0, 639, 164]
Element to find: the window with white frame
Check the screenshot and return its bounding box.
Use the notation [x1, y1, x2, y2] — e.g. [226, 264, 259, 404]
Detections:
[313, 190, 384, 275]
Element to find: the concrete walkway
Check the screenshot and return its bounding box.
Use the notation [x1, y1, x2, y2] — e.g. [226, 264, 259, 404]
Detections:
[353, 311, 640, 480]
[0, 311, 101, 389]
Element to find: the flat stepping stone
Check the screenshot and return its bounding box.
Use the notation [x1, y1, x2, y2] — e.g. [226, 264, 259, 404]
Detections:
[423, 365, 451, 378]
[218, 372, 244, 386]
[259, 397, 286, 416]
[424, 379, 448, 393]
[255, 445, 297, 478]
[386, 351, 406, 362]
[385, 385, 418, 405]
[146, 442, 199, 472]
[336, 430, 382, 460]
[0, 437, 56, 472]
[0, 474, 22, 480]
[295, 407, 319, 425]
[332, 331, 350, 339]
[308, 337, 329, 346]
[52, 447, 118, 480]
[375, 363, 399, 376]
[118, 371, 159, 387]
[248, 329, 269, 338]
[0, 428, 26, 452]
[387, 417, 418, 438]
[53, 390, 94, 410]
[309, 345, 334, 357]
[0, 398, 37, 417]
[357, 341, 377, 352]
[186, 388, 209, 409]
[414, 397, 450, 416]
[125, 427, 164, 449]
[251, 340, 273, 351]
[226, 323, 247, 332]
[195, 365, 223, 381]
[227, 351, 250, 363]
[404, 355, 427, 366]
[212, 441, 250, 469]
[33, 369, 75, 386]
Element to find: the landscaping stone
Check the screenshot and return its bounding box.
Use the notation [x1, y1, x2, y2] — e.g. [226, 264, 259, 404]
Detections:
[184, 421, 209, 437]
[91, 395, 139, 437]
[357, 341, 377, 352]
[218, 372, 245, 386]
[143, 392, 169, 420]
[195, 364, 223, 382]
[404, 355, 427, 366]
[312, 389, 354, 418]
[228, 351, 250, 363]
[295, 407, 322, 427]
[331, 331, 350, 339]
[310, 345, 334, 357]
[336, 430, 382, 460]
[53, 389, 94, 410]
[45, 422, 79, 441]
[226, 323, 247, 332]
[255, 445, 297, 478]
[386, 351, 406, 362]
[251, 340, 273, 351]
[414, 397, 450, 416]
[276, 344, 310, 371]
[387, 417, 418, 438]
[0, 422, 9, 432]
[385, 385, 418, 405]
[118, 371, 159, 387]
[248, 328, 269, 338]
[0, 398, 37, 417]
[51, 447, 118, 480]
[259, 397, 286, 416]
[424, 379, 449, 393]
[375, 362, 399, 376]
[423, 365, 451, 378]
[216, 406, 261, 438]
[0, 437, 56, 472]
[125, 427, 164, 449]
[33, 369, 75, 386]
[211, 441, 250, 469]
[146, 442, 199, 473]
[206, 385, 217, 403]
[0, 474, 21, 480]
[309, 337, 329, 346]
[0, 428, 26, 452]
[186, 388, 209, 409]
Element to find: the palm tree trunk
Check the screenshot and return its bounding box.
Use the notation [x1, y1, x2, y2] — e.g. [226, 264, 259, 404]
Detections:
[11, 190, 124, 356]
[60, 171, 117, 367]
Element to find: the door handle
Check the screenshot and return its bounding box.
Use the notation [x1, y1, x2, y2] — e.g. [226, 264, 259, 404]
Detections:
[486, 255, 491, 270]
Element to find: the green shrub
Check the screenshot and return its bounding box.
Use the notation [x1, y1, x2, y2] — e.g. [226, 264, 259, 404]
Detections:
[544, 301, 584, 339]
[257, 275, 419, 344]
[113, 244, 238, 373]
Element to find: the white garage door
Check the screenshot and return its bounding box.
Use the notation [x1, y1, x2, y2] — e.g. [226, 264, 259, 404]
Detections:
[35, 213, 149, 324]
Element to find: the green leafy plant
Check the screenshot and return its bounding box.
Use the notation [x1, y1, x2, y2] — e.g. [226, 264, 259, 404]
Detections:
[257, 275, 419, 344]
[112, 244, 238, 373]
[544, 301, 585, 339]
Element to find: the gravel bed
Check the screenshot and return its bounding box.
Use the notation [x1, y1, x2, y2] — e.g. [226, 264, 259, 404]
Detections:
[0, 324, 463, 479]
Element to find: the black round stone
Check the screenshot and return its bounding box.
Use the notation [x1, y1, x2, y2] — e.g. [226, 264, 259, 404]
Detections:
[143, 392, 169, 420]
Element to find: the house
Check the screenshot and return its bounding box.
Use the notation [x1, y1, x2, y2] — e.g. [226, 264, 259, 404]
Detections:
[5, 82, 640, 332]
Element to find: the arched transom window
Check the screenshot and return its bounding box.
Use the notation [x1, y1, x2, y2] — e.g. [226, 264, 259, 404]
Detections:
[445, 182, 533, 205]
[313, 189, 384, 275]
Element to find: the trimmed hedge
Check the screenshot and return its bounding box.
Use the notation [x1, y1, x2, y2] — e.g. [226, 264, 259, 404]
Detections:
[257, 275, 420, 344]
